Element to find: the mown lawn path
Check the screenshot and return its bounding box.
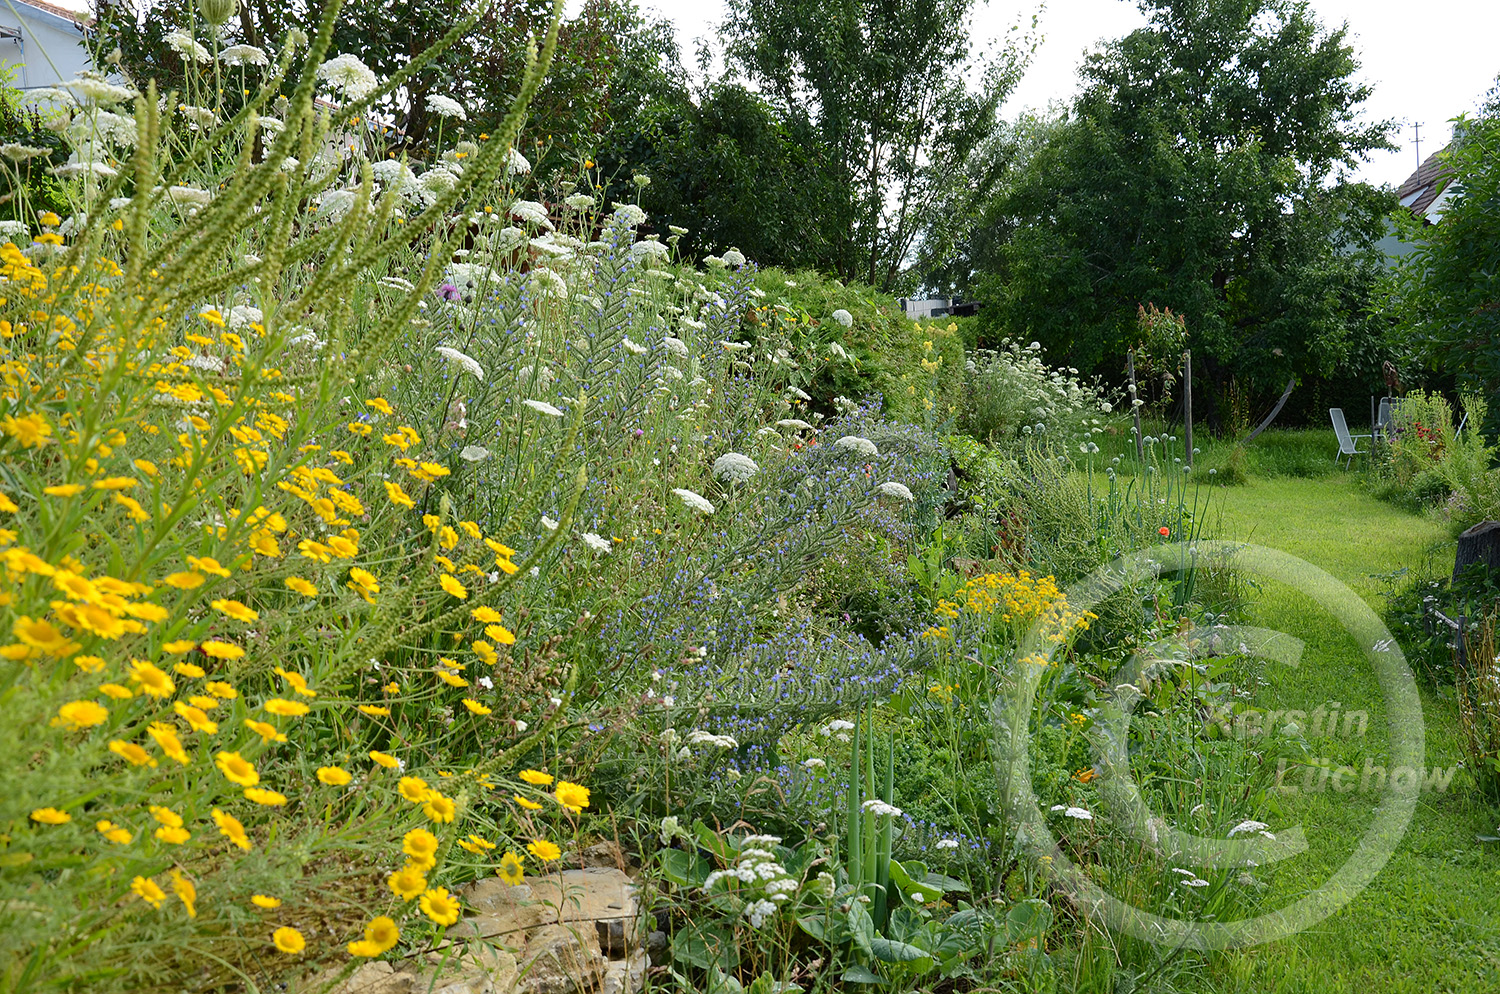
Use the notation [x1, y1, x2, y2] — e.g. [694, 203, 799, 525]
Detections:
[1204, 477, 1500, 994]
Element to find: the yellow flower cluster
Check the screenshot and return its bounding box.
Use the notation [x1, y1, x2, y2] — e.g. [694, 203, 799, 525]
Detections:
[934, 570, 1095, 644]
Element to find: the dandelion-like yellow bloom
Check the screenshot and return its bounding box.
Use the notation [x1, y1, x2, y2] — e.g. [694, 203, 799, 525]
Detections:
[273, 667, 317, 698]
[264, 698, 309, 717]
[109, 740, 156, 767]
[317, 766, 351, 786]
[243, 718, 287, 743]
[370, 750, 400, 769]
[439, 573, 467, 599]
[273, 926, 305, 954]
[213, 808, 252, 851]
[513, 794, 542, 810]
[187, 555, 231, 578]
[384, 481, 415, 509]
[461, 698, 491, 716]
[403, 827, 438, 863]
[170, 869, 197, 917]
[96, 819, 133, 844]
[485, 624, 516, 645]
[73, 654, 106, 673]
[365, 915, 400, 952]
[200, 640, 245, 660]
[528, 839, 562, 861]
[251, 894, 280, 908]
[497, 851, 525, 885]
[204, 680, 238, 699]
[215, 751, 259, 786]
[553, 781, 590, 814]
[472, 641, 498, 665]
[52, 699, 109, 731]
[147, 722, 190, 764]
[422, 793, 457, 824]
[131, 875, 166, 909]
[175, 701, 219, 733]
[519, 769, 553, 786]
[211, 598, 258, 623]
[30, 807, 71, 824]
[163, 571, 206, 589]
[155, 825, 190, 844]
[397, 777, 431, 803]
[284, 576, 318, 597]
[244, 787, 288, 806]
[435, 669, 468, 688]
[419, 887, 461, 927]
[471, 606, 503, 624]
[358, 704, 391, 716]
[42, 484, 84, 498]
[173, 661, 206, 678]
[458, 834, 496, 854]
[387, 864, 427, 901]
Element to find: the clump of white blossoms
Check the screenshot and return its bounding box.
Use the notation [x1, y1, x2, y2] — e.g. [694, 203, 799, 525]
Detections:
[317, 53, 378, 100]
[712, 452, 758, 484]
[686, 729, 736, 749]
[776, 418, 813, 431]
[165, 28, 212, 64]
[835, 435, 879, 457]
[564, 193, 594, 211]
[861, 799, 903, 818]
[435, 346, 484, 380]
[672, 489, 715, 515]
[608, 203, 647, 228]
[219, 44, 269, 66]
[877, 482, 914, 501]
[702, 837, 804, 930]
[721, 247, 746, 268]
[661, 336, 689, 358]
[510, 200, 553, 230]
[425, 94, 466, 120]
[581, 532, 612, 554]
[59, 73, 135, 105]
[522, 399, 564, 417]
[831, 308, 853, 328]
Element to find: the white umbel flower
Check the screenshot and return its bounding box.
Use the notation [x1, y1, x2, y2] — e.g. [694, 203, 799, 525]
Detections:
[721, 247, 746, 267]
[1227, 819, 1275, 839]
[861, 799, 903, 817]
[165, 29, 212, 64]
[831, 308, 853, 328]
[317, 54, 378, 100]
[523, 399, 564, 417]
[435, 345, 484, 380]
[712, 452, 758, 484]
[877, 482, 914, 501]
[1050, 805, 1093, 820]
[608, 203, 646, 228]
[220, 44, 269, 66]
[59, 74, 135, 104]
[672, 488, 715, 515]
[622, 338, 647, 355]
[835, 435, 878, 456]
[507, 148, 532, 175]
[563, 193, 594, 211]
[510, 200, 553, 230]
[425, 93, 466, 120]
[661, 336, 689, 358]
[776, 419, 812, 430]
[581, 532, 611, 554]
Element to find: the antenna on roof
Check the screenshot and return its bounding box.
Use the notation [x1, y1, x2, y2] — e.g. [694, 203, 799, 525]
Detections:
[1411, 122, 1424, 169]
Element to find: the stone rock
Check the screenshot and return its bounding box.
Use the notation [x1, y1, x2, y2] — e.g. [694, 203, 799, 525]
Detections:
[311, 962, 413, 994]
[645, 932, 666, 956]
[531, 868, 640, 955]
[578, 841, 635, 871]
[600, 951, 648, 994]
[456, 878, 552, 943]
[412, 943, 520, 994]
[518, 923, 607, 994]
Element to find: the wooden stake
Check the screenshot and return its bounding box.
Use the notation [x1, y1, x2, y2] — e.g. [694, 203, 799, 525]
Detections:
[1184, 350, 1193, 469]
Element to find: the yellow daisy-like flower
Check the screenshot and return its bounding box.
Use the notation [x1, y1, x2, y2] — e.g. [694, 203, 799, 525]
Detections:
[366, 915, 400, 952]
[370, 750, 400, 769]
[204, 680, 238, 699]
[367, 397, 394, 415]
[388, 864, 427, 901]
[163, 571, 205, 590]
[173, 661, 206, 678]
[200, 640, 245, 660]
[457, 834, 496, 854]
[422, 793, 457, 824]
[215, 751, 259, 787]
[170, 869, 197, 917]
[131, 875, 166, 909]
[264, 698, 309, 717]
[384, 480, 416, 509]
[98, 682, 133, 700]
[147, 722, 190, 764]
[471, 606, 503, 624]
[347, 940, 383, 957]
[272, 926, 305, 954]
[149, 805, 183, 827]
[358, 704, 391, 716]
[244, 718, 287, 743]
[317, 766, 352, 786]
[273, 667, 317, 698]
[187, 555, 231, 578]
[497, 851, 525, 885]
[162, 640, 197, 654]
[403, 827, 438, 863]
[212, 808, 252, 851]
[174, 701, 219, 733]
[251, 894, 281, 908]
[30, 807, 71, 825]
[527, 839, 562, 862]
[397, 777, 431, 803]
[52, 699, 109, 731]
[519, 769, 554, 786]
[43, 484, 85, 498]
[485, 624, 516, 645]
[513, 794, 543, 810]
[109, 740, 156, 767]
[244, 787, 288, 806]
[96, 819, 133, 844]
[472, 641, 498, 666]
[553, 781, 590, 814]
[382, 682, 401, 694]
[129, 659, 175, 698]
[435, 669, 468, 689]
[438, 573, 467, 599]
[72, 654, 106, 673]
[461, 698, 491, 716]
[189, 695, 220, 710]
[419, 887, 461, 927]
[211, 598, 258, 623]
[284, 577, 318, 597]
[155, 825, 191, 845]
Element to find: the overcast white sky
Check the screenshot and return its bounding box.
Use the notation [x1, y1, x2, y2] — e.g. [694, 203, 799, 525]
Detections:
[601, 0, 1500, 188]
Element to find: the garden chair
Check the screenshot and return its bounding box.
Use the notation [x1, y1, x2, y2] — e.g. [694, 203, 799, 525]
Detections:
[1330, 408, 1370, 468]
[1375, 397, 1392, 439]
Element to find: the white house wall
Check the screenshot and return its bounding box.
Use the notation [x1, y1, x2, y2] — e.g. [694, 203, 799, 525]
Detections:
[0, 2, 92, 92]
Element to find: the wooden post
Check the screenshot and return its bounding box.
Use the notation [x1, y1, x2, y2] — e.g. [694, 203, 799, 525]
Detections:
[1453, 520, 1500, 582]
[1183, 350, 1193, 469]
[1128, 348, 1143, 461]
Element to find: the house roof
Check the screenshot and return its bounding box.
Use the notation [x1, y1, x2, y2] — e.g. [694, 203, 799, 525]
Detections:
[1396, 145, 1454, 220]
[10, 0, 91, 27]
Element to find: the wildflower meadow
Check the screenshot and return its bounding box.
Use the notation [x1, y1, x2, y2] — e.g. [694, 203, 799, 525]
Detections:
[2, 0, 1498, 992]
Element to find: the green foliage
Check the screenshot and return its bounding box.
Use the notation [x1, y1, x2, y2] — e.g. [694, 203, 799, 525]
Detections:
[970, 0, 1396, 421]
[721, 0, 1032, 292]
[1386, 76, 1500, 399]
[0, 68, 72, 222]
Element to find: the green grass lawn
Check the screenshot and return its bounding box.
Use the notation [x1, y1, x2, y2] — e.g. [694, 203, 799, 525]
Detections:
[1196, 476, 1500, 994]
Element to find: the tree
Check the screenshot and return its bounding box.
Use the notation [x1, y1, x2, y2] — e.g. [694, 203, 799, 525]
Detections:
[721, 0, 1034, 292]
[1387, 78, 1500, 402]
[971, 0, 1396, 424]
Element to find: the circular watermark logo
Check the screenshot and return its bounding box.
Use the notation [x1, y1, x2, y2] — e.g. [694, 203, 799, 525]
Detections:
[994, 540, 1423, 950]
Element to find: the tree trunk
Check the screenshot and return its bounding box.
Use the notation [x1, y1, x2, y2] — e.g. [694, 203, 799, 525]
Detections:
[1454, 521, 1500, 583]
